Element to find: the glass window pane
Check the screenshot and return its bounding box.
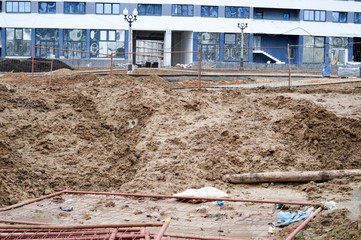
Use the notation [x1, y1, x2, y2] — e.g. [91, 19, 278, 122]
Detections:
[210, 6, 218, 17]
[171, 5, 177, 16]
[225, 34, 236, 44]
[182, 5, 187, 16]
[340, 12, 347, 22]
[39, 2, 47, 13]
[303, 48, 314, 63]
[96, 3, 103, 14]
[188, 5, 193, 16]
[332, 12, 339, 22]
[225, 7, 231, 18]
[320, 11, 326, 21]
[15, 29, 23, 40]
[104, 3, 111, 14]
[146, 5, 153, 15]
[314, 48, 324, 63]
[77, 3, 85, 14]
[155, 5, 161, 15]
[13, 2, 19, 12]
[113, 4, 120, 14]
[100, 30, 107, 41]
[303, 36, 314, 46]
[315, 37, 324, 47]
[6, 28, 15, 41]
[23, 29, 31, 40]
[48, 3, 56, 13]
[201, 6, 209, 17]
[24, 2, 30, 12]
[138, 5, 145, 15]
[6, 2, 13, 12]
[108, 31, 115, 41]
[19, 2, 25, 12]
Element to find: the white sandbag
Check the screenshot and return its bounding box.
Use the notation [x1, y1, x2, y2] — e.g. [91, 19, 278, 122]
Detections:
[173, 187, 228, 198]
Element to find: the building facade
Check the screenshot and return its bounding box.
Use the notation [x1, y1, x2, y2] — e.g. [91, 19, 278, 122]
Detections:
[1, 0, 361, 67]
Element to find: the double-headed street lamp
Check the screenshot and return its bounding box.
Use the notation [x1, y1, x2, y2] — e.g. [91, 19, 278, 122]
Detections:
[123, 8, 138, 74]
[237, 22, 248, 71]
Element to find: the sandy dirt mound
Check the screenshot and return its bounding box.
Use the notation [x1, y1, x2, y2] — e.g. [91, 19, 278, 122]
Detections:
[1, 76, 360, 208]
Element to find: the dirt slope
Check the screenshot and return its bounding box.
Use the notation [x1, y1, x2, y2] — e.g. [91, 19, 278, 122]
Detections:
[0, 75, 361, 207]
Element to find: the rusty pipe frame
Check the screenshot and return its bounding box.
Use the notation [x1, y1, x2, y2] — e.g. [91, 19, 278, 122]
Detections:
[286, 207, 322, 240]
[0, 220, 52, 225]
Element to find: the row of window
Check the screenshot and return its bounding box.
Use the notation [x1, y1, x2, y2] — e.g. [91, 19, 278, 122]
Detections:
[3, 1, 361, 23]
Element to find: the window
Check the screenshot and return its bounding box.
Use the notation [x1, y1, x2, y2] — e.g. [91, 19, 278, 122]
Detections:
[6, 28, 32, 56]
[355, 13, 361, 23]
[283, 13, 290, 20]
[96, 3, 119, 14]
[35, 28, 59, 58]
[38, 2, 56, 13]
[303, 36, 325, 64]
[171, 4, 193, 16]
[225, 7, 249, 18]
[332, 12, 347, 23]
[201, 6, 218, 17]
[6, 1, 31, 13]
[255, 11, 263, 19]
[64, 2, 85, 14]
[304, 10, 326, 21]
[137, 4, 161, 16]
[224, 33, 249, 62]
[90, 29, 125, 58]
[64, 29, 87, 59]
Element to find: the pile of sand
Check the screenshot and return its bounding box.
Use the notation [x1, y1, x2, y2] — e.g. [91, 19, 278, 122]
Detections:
[0, 75, 360, 207]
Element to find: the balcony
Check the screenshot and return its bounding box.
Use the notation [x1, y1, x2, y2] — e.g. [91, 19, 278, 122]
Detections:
[253, 8, 300, 21]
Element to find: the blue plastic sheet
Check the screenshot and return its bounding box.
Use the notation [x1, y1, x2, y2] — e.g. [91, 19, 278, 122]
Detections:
[273, 210, 311, 227]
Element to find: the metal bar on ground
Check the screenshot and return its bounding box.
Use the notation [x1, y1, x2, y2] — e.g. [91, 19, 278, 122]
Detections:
[0, 190, 67, 212]
[154, 218, 171, 240]
[0, 223, 164, 230]
[286, 207, 322, 240]
[161, 234, 240, 240]
[63, 190, 314, 206]
[0, 219, 52, 225]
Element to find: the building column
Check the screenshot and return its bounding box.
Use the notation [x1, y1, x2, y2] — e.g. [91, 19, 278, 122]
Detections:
[348, 37, 354, 62]
[297, 35, 303, 64]
[59, 29, 64, 58]
[219, 33, 224, 63]
[124, 30, 129, 60]
[324, 37, 330, 65]
[163, 29, 172, 67]
[183, 31, 193, 64]
[193, 32, 198, 62]
[1, 28, 5, 57]
[248, 33, 254, 62]
[31, 28, 36, 57]
[86, 29, 90, 58]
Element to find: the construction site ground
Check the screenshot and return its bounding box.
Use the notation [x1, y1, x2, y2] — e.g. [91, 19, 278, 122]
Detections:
[0, 68, 361, 239]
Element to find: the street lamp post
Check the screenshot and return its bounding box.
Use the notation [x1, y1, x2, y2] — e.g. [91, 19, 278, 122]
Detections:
[123, 8, 138, 74]
[237, 22, 248, 71]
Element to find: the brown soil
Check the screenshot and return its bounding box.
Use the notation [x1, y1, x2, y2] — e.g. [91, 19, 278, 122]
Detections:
[0, 73, 360, 239]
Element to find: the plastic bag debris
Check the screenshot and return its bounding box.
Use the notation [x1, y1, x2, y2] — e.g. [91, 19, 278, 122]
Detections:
[59, 205, 73, 211]
[324, 201, 337, 211]
[273, 210, 311, 227]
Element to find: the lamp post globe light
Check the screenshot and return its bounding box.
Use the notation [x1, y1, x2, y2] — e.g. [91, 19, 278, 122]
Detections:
[237, 22, 248, 71]
[123, 8, 138, 74]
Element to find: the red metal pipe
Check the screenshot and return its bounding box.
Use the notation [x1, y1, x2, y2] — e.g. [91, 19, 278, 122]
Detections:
[110, 53, 114, 77]
[49, 60, 53, 87]
[0, 223, 164, 230]
[197, 49, 201, 90]
[0, 220, 52, 225]
[32, 45, 35, 84]
[157, 234, 240, 240]
[4, 235, 147, 240]
[154, 218, 171, 240]
[63, 190, 314, 206]
[109, 228, 118, 240]
[286, 207, 322, 240]
[0, 190, 66, 212]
